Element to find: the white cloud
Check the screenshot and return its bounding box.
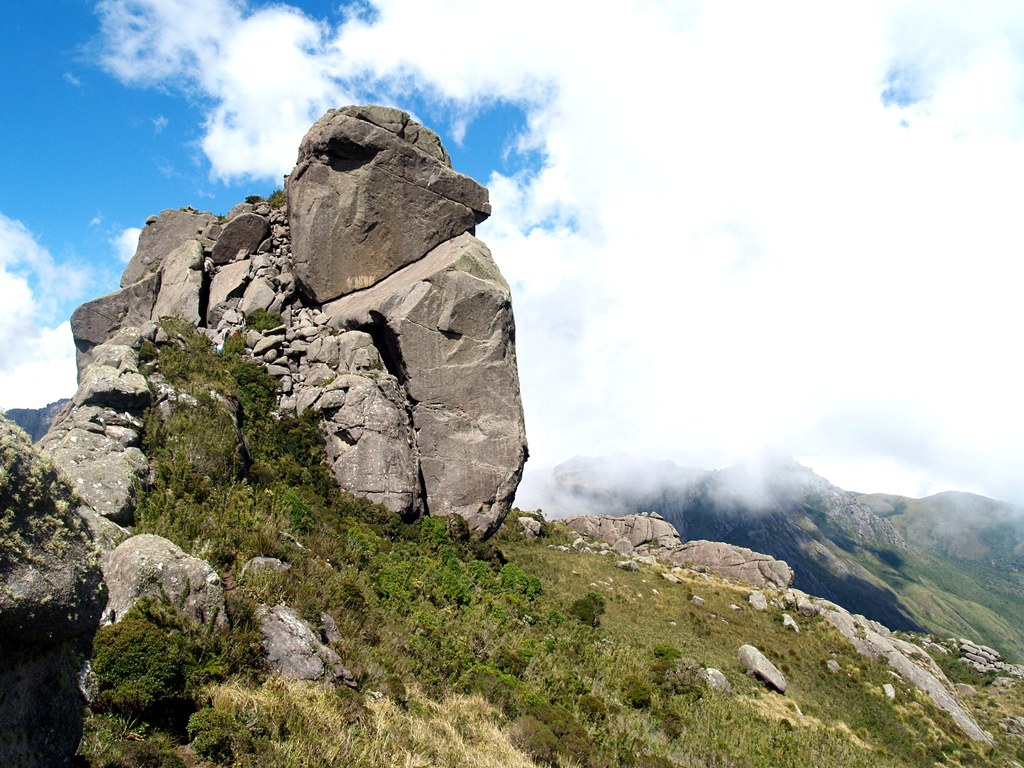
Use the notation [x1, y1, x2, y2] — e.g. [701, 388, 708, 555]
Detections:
[113, 227, 142, 263]
[0, 215, 79, 410]
[94, 0, 1024, 502]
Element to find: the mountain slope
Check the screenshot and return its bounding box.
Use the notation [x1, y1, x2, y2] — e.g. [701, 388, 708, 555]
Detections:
[534, 456, 1024, 661]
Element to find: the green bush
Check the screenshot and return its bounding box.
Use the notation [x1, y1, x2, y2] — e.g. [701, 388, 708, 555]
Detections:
[510, 715, 559, 765]
[267, 188, 287, 209]
[568, 591, 606, 627]
[91, 617, 188, 718]
[659, 656, 704, 698]
[622, 675, 654, 709]
[245, 194, 264, 204]
[221, 331, 245, 356]
[577, 693, 607, 722]
[187, 707, 253, 763]
[244, 308, 283, 331]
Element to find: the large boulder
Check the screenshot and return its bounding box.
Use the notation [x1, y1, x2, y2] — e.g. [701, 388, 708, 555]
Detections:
[287, 105, 491, 303]
[0, 417, 105, 767]
[150, 239, 204, 324]
[104, 534, 226, 626]
[70, 273, 159, 375]
[210, 212, 269, 265]
[565, 513, 682, 551]
[667, 540, 794, 588]
[322, 232, 527, 534]
[738, 645, 787, 694]
[257, 604, 356, 686]
[121, 208, 217, 287]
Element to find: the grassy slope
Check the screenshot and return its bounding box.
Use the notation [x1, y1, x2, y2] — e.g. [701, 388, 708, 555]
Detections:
[77, 325, 1024, 767]
[859, 493, 1024, 662]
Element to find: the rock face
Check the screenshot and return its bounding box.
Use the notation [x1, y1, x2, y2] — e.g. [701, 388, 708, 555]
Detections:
[0, 417, 105, 767]
[3, 399, 70, 443]
[54, 104, 527, 537]
[287, 105, 490, 303]
[565, 514, 793, 588]
[104, 534, 226, 626]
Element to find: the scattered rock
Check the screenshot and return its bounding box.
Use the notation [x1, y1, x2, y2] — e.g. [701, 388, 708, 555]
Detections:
[782, 613, 800, 633]
[883, 683, 896, 700]
[826, 659, 841, 673]
[955, 683, 977, 697]
[661, 572, 680, 584]
[242, 557, 292, 576]
[748, 591, 768, 611]
[738, 644, 787, 694]
[104, 534, 226, 627]
[703, 667, 732, 693]
[691, 595, 705, 606]
[518, 516, 542, 540]
[257, 604, 356, 687]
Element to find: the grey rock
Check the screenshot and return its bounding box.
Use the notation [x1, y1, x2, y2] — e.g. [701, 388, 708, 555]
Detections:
[782, 613, 800, 632]
[151, 239, 204, 324]
[702, 667, 731, 693]
[3, 399, 71, 443]
[615, 560, 640, 572]
[210, 212, 270, 265]
[323, 233, 527, 535]
[239, 276, 277, 315]
[122, 208, 216, 287]
[613, 538, 635, 556]
[206, 258, 251, 325]
[0, 418, 105, 768]
[748, 591, 768, 611]
[104, 534, 226, 626]
[72, 346, 150, 412]
[738, 644, 787, 694]
[70, 273, 159, 374]
[883, 683, 896, 700]
[691, 595, 705, 606]
[826, 659, 841, 673]
[257, 604, 355, 685]
[242, 557, 291, 576]
[287, 106, 490, 303]
[668, 540, 794, 588]
[955, 683, 977, 697]
[566, 513, 682, 551]
[518, 517, 542, 540]
[661, 572, 680, 584]
[819, 600, 991, 742]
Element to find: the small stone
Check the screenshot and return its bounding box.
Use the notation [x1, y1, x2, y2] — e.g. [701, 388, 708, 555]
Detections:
[691, 595, 705, 606]
[782, 613, 800, 633]
[883, 683, 896, 700]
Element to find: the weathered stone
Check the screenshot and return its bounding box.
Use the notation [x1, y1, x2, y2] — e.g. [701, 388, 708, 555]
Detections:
[206, 258, 251, 325]
[1, 418, 105, 768]
[104, 534, 225, 626]
[239, 276, 277, 315]
[703, 667, 731, 693]
[883, 683, 896, 700]
[518, 516, 542, 540]
[667, 540, 794, 588]
[661, 571, 680, 584]
[826, 659, 841, 673]
[151, 239, 204, 324]
[70, 273, 160, 375]
[566, 513, 682, 551]
[748, 591, 768, 611]
[739, 644, 787, 693]
[122, 208, 217, 287]
[242, 557, 291, 576]
[210, 212, 270, 265]
[288, 107, 490, 303]
[782, 613, 800, 632]
[323, 233, 526, 534]
[72, 348, 150, 413]
[257, 604, 355, 685]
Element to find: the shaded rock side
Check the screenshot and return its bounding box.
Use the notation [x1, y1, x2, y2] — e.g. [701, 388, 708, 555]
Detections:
[121, 208, 218, 287]
[323, 232, 527, 534]
[1, 417, 105, 768]
[287, 106, 491, 303]
[2, 398, 70, 443]
[738, 644, 787, 693]
[104, 534, 226, 627]
[257, 604, 356, 686]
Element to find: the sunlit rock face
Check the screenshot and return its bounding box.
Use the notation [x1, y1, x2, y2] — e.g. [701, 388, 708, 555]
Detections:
[60, 104, 527, 536]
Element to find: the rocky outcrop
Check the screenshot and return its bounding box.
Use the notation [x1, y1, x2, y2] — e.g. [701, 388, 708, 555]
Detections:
[287, 105, 490, 303]
[786, 587, 992, 743]
[39, 338, 150, 530]
[738, 645, 787, 694]
[565, 514, 793, 588]
[666, 540, 794, 589]
[103, 534, 226, 626]
[1, 417, 105, 767]
[53, 104, 526, 537]
[257, 605, 357, 687]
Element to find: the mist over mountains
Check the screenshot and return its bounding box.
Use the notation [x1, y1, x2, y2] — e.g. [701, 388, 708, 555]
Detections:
[519, 455, 1024, 660]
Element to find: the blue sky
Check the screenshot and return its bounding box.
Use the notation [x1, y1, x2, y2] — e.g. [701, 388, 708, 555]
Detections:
[3, 1, 1024, 506]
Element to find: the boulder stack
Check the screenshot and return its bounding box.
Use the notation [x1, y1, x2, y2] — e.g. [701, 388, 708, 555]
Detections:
[53, 105, 528, 537]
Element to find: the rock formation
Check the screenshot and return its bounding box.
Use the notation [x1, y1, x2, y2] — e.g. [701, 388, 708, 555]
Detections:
[565, 513, 794, 588]
[0, 417, 106, 767]
[3, 398, 69, 443]
[49, 104, 527, 537]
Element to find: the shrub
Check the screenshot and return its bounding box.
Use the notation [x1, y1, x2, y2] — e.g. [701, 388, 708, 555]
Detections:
[91, 617, 188, 718]
[267, 188, 286, 209]
[244, 308, 282, 331]
[659, 657, 704, 698]
[509, 715, 559, 765]
[578, 693, 607, 722]
[187, 707, 253, 763]
[221, 331, 245, 356]
[568, 591, 606, 627]
[622, 675, 654, 709]
[245, 194, 264, 204]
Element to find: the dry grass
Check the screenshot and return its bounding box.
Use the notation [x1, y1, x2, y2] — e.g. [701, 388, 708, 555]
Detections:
[209, 679, 545, 768]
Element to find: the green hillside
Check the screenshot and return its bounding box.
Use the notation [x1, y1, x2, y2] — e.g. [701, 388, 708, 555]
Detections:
[77, 325, 1024, 767]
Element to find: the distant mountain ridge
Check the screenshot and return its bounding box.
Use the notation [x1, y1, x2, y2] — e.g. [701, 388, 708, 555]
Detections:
[2, 399, 69, 442]
[531, 455, 1024, 661]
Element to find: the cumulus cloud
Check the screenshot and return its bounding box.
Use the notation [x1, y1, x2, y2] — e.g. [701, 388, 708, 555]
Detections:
[0, 215, 79, 409]
[112, 227, 142, 262]
[94, 0, 1024, 502]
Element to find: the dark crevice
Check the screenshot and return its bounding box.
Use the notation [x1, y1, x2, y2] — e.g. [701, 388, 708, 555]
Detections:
[362, 312, 409, 388]
[325, 137, 381, 173]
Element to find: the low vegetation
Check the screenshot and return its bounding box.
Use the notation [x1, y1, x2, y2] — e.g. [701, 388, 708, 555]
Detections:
[78, 322, 1024, 767]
